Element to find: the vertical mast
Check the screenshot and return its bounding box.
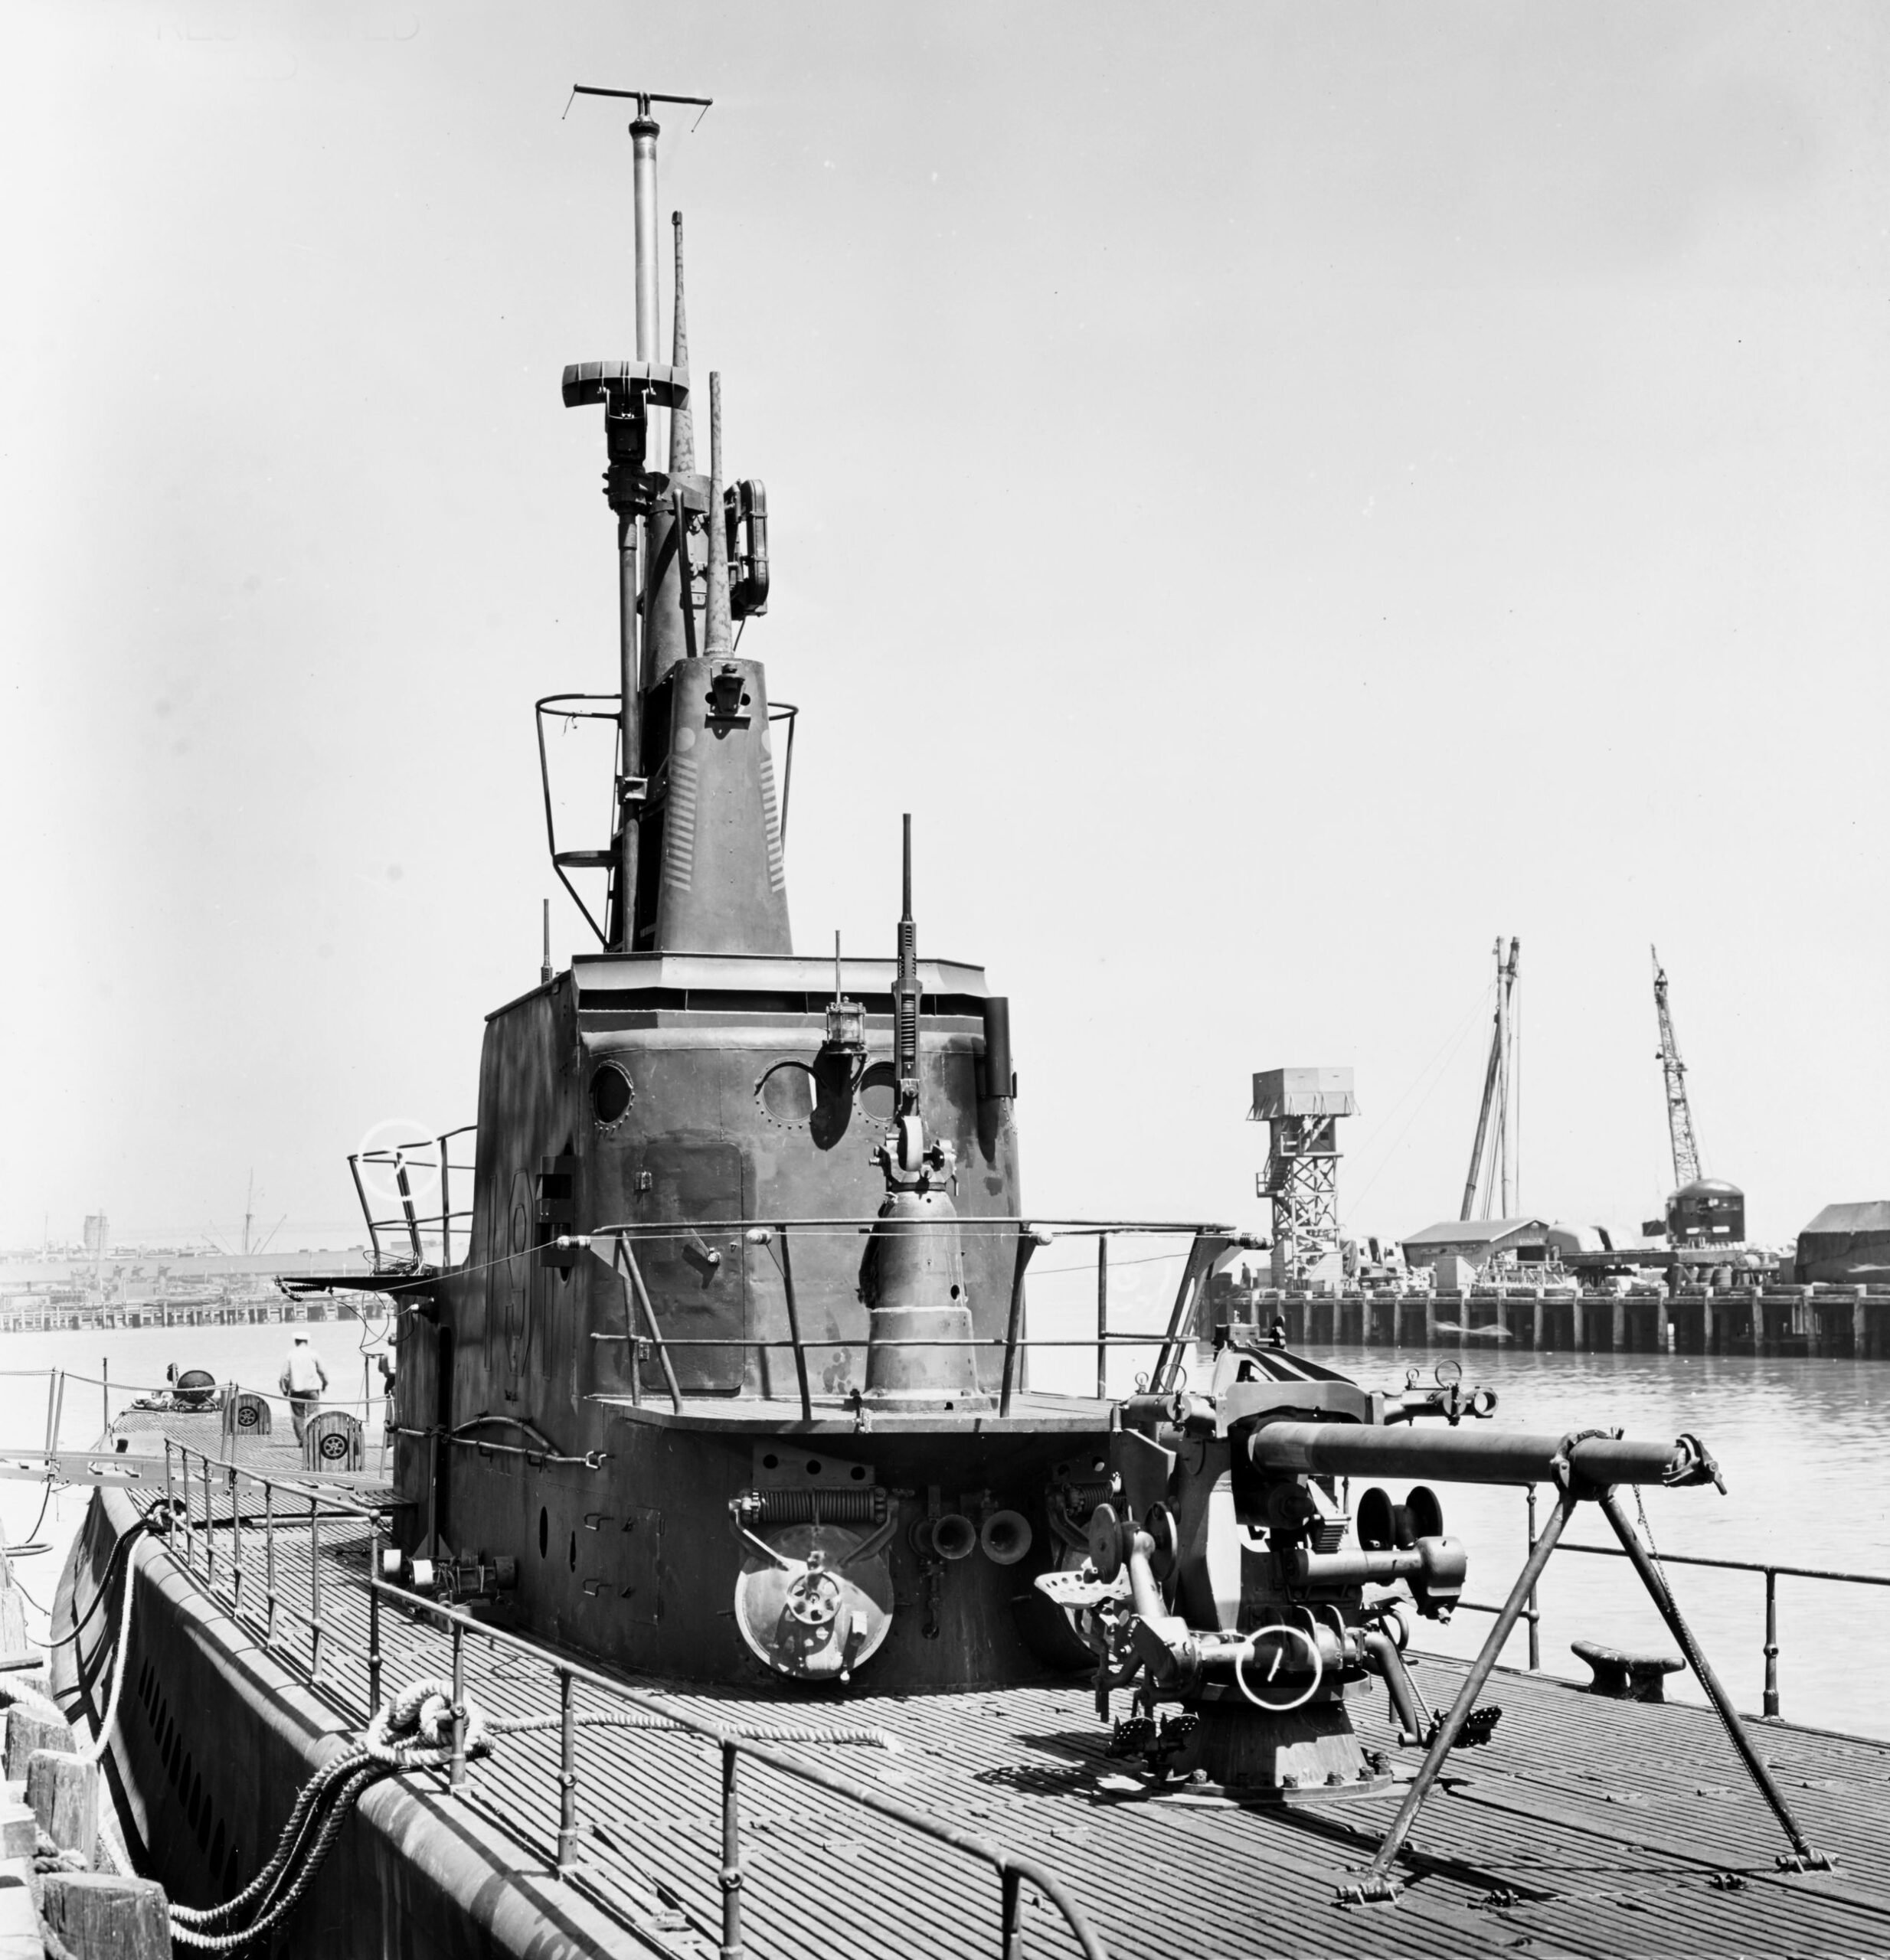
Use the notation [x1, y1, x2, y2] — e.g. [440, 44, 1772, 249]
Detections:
[705, 374, 733, 655]
[630, 112, 660, 360]
[1460, 936, 1520, 1220]
[610, 108, 662, 949]
[669, 214, 694, 472]
[895, 815, 920, 1120]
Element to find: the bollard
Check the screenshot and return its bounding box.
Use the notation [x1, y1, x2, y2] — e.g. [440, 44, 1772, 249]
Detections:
[0, 1796, 35, 1858]
[39, 1872, 170, 1960]
[5, 1704, 74, 1782]
[27, 1749, 98, 1867]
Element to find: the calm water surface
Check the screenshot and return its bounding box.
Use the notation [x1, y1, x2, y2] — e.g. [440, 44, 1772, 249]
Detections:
[0, 1325, 1879, 1738]
[0, 1318, 391, 1639]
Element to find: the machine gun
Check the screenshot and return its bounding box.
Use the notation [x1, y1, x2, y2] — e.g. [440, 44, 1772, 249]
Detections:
[1038, 1326, 1832, 1903]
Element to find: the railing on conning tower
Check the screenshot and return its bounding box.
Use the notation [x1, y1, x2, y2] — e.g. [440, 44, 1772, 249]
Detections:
[534, 692, 799, 949]
[556, 1216, 1252, 1420]
[347, 1128, 476, 1272]
[145, 1433, 1110, 1959]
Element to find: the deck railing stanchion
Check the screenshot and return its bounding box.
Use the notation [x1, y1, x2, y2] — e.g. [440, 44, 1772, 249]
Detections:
[557, 1667, 578, 1873]
[1764, 1567, 1780, 1717]
[1001, 1865, 1027, 1960]
[309, 1491, 324, 1681]
[777, 1227, 812, 1422]
[230, 1467, 244, 1615]
[368, 1523, 384, 1713]
[449, 1615, 467, 1788]
[263, 1478, 278, 1650]
[1095, 1238, 1108, 1401]
[163, 1441, 177, 1566]
[998, 1228, 1043, 1416]
[620, 1240, 685, 1413]
[719, 1740, 744, 1959]
[439, 1129, 453, 1266]
[203, 1451, 214, 1585]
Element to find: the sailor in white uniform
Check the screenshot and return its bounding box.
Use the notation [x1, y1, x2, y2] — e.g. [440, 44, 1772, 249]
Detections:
[279, 1334, 330, 1446]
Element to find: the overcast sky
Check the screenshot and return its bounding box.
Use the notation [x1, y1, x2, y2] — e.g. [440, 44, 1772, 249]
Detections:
[2, 2, 1885, 1255]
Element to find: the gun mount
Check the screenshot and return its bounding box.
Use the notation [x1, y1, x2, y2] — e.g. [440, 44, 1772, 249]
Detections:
[1039, 1325, 1832, 1901]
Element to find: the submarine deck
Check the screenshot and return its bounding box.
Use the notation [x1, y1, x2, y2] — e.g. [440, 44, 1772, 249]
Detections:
[76, 1418, 1890, 1958]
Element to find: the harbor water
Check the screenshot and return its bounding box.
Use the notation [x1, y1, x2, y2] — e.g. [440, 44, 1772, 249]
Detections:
[0, 1317, 393, 1645]
[0, 1318, 1881, 1740]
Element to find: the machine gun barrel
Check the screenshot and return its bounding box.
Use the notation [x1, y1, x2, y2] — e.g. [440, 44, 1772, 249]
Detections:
[1247, 1420, 1715, 1490]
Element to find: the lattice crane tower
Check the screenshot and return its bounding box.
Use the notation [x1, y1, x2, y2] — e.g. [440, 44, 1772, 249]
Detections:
[1250, 1068, 1357, 1287]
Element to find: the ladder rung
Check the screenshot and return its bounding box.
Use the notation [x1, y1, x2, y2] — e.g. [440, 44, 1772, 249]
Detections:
[554, 850, 616, 870]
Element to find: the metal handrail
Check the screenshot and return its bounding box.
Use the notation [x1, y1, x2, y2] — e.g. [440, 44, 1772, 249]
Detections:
[368, 1575, 1107, 1960]
[350, 1128, 476, 1268]
[1552, 1537, 1890, 1720]
[141, 1439, 1107, 1958]
[590, 1218, 1243, 1420]
[162, 1439, 383, 1684]
[1460, 1485, 1890, 1720]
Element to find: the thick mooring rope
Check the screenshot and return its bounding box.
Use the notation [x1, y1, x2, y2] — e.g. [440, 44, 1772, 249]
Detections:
[164, 1676, 901, 1948]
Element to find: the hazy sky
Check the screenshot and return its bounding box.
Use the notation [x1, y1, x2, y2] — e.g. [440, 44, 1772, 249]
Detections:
[3, 2, 1886, 1254]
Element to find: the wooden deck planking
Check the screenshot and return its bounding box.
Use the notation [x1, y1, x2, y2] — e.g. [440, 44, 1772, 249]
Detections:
[103, 1444, 1890, 1959]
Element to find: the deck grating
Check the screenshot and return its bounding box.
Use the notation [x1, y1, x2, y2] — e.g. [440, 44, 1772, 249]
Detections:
[79, 1432, 1890, 1959]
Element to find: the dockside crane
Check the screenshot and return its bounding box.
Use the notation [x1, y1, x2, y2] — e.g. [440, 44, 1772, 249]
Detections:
[1460, 936, 1520, 1221]
[1648, 946, 1745, 1246]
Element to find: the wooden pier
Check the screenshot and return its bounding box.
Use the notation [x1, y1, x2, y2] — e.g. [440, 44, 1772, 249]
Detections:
[1228, 1285, 1890, 1359]
[0, 1297, 346, 1336]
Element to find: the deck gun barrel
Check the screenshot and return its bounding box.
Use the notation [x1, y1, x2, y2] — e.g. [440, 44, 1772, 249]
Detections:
[1246, 1419, 1721, 1491]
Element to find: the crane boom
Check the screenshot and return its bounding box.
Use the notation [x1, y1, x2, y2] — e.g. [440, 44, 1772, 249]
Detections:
[1651, 945, 1702, 1191]
[1459, 936, 1520, 1220]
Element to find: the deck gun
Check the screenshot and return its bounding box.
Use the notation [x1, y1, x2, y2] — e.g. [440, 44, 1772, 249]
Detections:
[1039, 1326, 1833, 1902]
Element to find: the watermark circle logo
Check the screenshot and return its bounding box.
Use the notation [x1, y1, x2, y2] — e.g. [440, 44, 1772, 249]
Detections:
[355, 1119, 445, 1222]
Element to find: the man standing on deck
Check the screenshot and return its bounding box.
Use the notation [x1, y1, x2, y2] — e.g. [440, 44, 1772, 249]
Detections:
[279, 1333, 329, 1446]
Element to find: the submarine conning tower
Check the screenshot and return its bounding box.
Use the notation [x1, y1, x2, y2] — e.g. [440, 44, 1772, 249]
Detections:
[470, 93, 1023, 1418]
[394, 96, 1068, 1694]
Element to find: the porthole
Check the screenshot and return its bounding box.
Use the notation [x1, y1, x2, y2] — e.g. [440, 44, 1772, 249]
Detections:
[849, 1465, 866, 1481]
[761, 1453, 779, 1470]
[855, 1062, 898, 1124]
[538, 1507, 549, 1559]
[756, 1061, 817, 1129]
[590, 1062, 634, 1130]
[805, 1460, 822, 1476]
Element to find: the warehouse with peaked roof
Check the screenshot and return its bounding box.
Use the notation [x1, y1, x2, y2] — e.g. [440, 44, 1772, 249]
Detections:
[1401, 1217, 1555, 1275]
[1796, 1202, 1890, 1285]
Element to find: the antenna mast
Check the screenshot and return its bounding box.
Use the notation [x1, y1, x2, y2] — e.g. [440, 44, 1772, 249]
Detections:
[1652, 946, 1702, 1189]
[562, 86, 711, 952]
